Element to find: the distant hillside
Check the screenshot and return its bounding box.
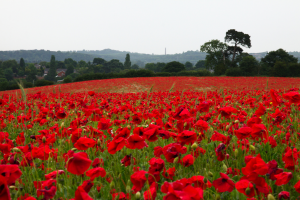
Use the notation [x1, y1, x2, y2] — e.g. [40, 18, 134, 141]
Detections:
[0, 49, 299, 66]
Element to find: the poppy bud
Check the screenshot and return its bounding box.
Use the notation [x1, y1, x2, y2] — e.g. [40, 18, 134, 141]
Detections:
[127, 125, 131, 129]
[234, 149, 238, 157]
[71, 148, 77, 151]
[135, 192, 141, 199]
[109, 181, 115, 189]
[215, 194, 221, 200]
[184, 122, 187, 127]
[173, 157, 179, 164]
[222, 164, 227, 172]
[234, 120, 239, 124]
[191, 143, 198, 150]
[267, 194, 275, 200]
[61, 122, 64, 127]
[97, 139, 101, 146]
[12, 148, 21, 153]
[245, 187, 251, 195]
[9, 186, 17, 189]
[126, 185, 131, 194]
[208, 171, 213, 177]
[250, 145, 256, 151]
[42, 136, 46, 143]
[226, 125, 230, 131]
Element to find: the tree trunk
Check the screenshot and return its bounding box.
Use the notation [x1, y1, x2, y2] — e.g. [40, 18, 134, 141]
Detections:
[231, 43, 237, 66]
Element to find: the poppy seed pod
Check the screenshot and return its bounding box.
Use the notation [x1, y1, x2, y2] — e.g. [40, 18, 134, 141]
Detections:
[234, 149, 238, 157]
[173, 157, 179, 164]
[245, 187, 251, 195]
[208, 171, 213, 177]
[267, 194, 275, 200]
[135, 192, 141, 199]
[126, 185, 131, 194]
[222, 164, 228, 172]
[42, 136, 46, 143]
[109, 181, 115, 189]
[215, 194, 221, 200]
[191, 143, 198, 150]
[250, 145, 256, 151]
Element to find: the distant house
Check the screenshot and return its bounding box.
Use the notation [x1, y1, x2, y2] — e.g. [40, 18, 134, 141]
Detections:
[34, 64, 41, 69]
[43, 68, 67, 77]
[56, 69, 67, 77]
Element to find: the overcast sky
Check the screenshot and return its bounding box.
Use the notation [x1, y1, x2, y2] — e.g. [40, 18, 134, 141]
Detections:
[0, 0, 299, 55]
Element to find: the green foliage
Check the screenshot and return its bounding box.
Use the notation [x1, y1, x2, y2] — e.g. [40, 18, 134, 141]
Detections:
[20, 58, 25, 69]
[35, 79, 54, 87]
[124, 54, 131, 69]
[194, 60, 206, 69]
[131, 64, 139, 70]
[0, 78, 8, 91]
[225, 68, 244, 76]
[225, 29, 251, 64]
[46, 55, 57, 81]
[184, 61, 193, 71]
[65, 65, 74, 77]
[63, 76, 72, 83]
[93, 58, 106, 65]
[288, 63, 300, 77]
[162, 61, 185, 73]
[239, 55, 259, 76]
[273, 61, 289, 77]
[56, 61, 66, 69]
[214, 63, 227, 76]
[261, 48, 298, 70]
[3, 68, 14, 81]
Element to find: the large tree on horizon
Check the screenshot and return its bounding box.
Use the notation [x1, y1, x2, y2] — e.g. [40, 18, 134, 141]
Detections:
[224, 29, 251, 65]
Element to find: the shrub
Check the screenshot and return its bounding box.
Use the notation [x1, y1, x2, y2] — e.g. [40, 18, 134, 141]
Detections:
[225, 68, 244, 76]
[0, 78, 8, 91]
[35, 79, 55, 87]
[63, 76, 72, 83]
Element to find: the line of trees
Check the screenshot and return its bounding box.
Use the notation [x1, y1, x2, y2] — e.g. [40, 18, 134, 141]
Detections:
[200, 29, 300, 76]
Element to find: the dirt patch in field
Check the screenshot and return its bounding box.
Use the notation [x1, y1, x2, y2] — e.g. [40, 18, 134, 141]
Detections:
[108, 83, 150, 93]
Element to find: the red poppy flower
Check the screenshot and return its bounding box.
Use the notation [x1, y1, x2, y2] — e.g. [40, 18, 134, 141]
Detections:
[144, 182, 157, 200]
[282, 91, 300, 103]
[121, 155, 135, 166]
[37, 186, 56, 200]
[242, 154, 268, 177]
[163, 167, 176, 180]
[193, 120, 209, 132]
[0, 175, 10, 200]
[278, 191, 290, 199]
[282, 146, 298, 170]
[74, 186, 93, 200]
[213, 173, 235, 193]
[66, 152, 92, 175]
[274, 172, 292, 186]
[215, 143, 226, 161]
[56, 108, 67, 119]
[0, 164, 22, 185]
[74, 137, 96, 150]
[86, 167, 106, 180]
[153, 146, 163, 158]
[130, 170, 147, 193]
[107, 137, 126, 154]
[180, 154, 195, 167]
[125, 134, 148, 149]
[88, 91, 95, 96]
[177, 130, 197, 145]
[45, 170, 65, 180]
[211, 131, 230, 145]
[97, 118, 112, 130]
[219, 107, 237, 118]
[190, 175, 212, 190]
[162, 143, 186, 163]
[149, 157, 165, 172]
[254, 103, 266, 117]
[235, 179, 255, 198]
[234, 127, 252, 140]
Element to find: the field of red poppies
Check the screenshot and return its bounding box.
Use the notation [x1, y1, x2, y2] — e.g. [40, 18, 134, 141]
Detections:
[1, 77, 300, 200]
